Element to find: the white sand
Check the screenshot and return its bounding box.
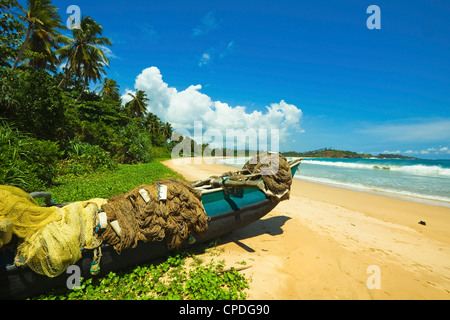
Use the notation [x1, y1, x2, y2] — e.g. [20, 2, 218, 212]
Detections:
[162, 158, 450, 299]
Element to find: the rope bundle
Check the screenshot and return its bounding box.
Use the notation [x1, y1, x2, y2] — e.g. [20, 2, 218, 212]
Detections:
[99, 179, 208, 252]
[242, 152, 292, 196]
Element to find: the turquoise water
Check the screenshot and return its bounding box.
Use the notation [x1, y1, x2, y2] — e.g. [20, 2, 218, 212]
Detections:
[216, 157, 450, 206]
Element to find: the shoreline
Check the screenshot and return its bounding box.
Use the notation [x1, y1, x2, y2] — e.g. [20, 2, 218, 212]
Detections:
[294, 176, 450, 209]
[214, 156, 450, 208]
[162, 157, 450, 299]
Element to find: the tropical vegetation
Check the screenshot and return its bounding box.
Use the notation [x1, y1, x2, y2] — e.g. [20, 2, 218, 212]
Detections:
[0, 0, 176, 192]
[0, 0, 253, 301]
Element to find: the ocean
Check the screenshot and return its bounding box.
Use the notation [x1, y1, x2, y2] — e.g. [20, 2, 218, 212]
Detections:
[215, 156, 450, 208]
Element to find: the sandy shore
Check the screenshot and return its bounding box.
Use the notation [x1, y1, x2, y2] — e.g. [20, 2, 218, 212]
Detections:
[162, 158, 450, 300]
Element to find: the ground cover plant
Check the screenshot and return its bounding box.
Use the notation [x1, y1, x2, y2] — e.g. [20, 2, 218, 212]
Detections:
[35, 250, 250, 300]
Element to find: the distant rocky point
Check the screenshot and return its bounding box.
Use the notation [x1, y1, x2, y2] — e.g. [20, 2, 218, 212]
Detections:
[282, 148, 418, 159]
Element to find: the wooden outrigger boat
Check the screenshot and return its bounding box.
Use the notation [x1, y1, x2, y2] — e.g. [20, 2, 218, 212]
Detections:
[0, 157, 301, 299]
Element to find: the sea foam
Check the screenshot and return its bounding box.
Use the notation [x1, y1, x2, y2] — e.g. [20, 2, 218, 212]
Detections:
[302, 160, 450, 177]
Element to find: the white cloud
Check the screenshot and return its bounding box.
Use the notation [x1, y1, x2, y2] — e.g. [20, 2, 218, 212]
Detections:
[382, 150, 401, 154]
[198, 41, 235, 67]
[199, 53, 211, 67]
[96, 45, 119, 60]
[121, 89, 135, 104]
[219, 41, 234, 58]
[420, 147, 444, 155]
[122, 67, 303, 147]
[140, 23, 158, 40]
[400, 146, 450, 155]
[192, 11, 219, 37]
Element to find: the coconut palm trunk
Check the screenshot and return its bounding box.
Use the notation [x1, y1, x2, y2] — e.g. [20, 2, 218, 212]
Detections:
[11, 22, 33, 70]
[75, 79, 88, 102]
[58, 52, 75, 88]
[11, 0, 64, 71]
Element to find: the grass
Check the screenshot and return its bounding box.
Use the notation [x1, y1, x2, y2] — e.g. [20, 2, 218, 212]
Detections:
[31, 159, 251, 300]
[46, 159, 184, 203]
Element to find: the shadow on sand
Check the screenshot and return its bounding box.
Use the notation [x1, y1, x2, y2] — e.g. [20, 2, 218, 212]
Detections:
[217, 215, 292, 252]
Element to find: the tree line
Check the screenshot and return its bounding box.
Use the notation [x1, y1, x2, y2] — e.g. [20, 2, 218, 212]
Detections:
[0, 0, 175, 192]
[282, 148, 417, 159]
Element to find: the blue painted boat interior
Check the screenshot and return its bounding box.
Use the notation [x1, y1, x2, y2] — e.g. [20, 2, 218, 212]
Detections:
[290, 164, 299, 177]
[202, 188, 267, 217]
[203, 163, 300, 217]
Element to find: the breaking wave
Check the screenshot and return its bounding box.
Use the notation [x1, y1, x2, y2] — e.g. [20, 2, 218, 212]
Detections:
[295, 175, 450, 205]
[302, 160, 450, 177]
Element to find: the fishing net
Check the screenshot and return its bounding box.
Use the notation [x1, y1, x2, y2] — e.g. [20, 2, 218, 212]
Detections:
[0, 185, 106, 277]
[0, 178, 208, 277]
[242, 152, 293, 197]
[0, 185, 59, 241]
[99, 178, 208, 252]
[0, 156, 288, 278]
[192, 152, 293, 200]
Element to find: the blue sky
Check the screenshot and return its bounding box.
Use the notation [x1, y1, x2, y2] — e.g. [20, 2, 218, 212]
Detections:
[50, 0, 450, 158]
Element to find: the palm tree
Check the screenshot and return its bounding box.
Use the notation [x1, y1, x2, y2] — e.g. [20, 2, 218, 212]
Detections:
[11, 0, 63, 71]
[0, 0, 26, 67]
[97, 78, 120, 101]
[25, 23, 62, 71]
[56, 16, 111, 88]
[75, 54, 106, 102]
[149, 117, 162, 136]
[163, 122, 173, 140]
[125, 90, 149, 118]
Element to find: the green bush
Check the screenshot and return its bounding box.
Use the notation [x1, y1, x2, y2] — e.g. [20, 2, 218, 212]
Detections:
[57, 140, 117, 177]
[0, 122, 61, 191]
[25, 139, 61, 186]
[0, 68, 67, 141]
[119, 123, 153, 164]
[151, 146, 171, 159]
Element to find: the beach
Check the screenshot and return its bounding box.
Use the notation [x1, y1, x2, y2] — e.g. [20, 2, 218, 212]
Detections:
[162, 158, 450, 300]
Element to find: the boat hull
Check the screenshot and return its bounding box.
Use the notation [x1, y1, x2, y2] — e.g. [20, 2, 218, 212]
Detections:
[0, 198, 278, 299]
[0, 158, 301, 299]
